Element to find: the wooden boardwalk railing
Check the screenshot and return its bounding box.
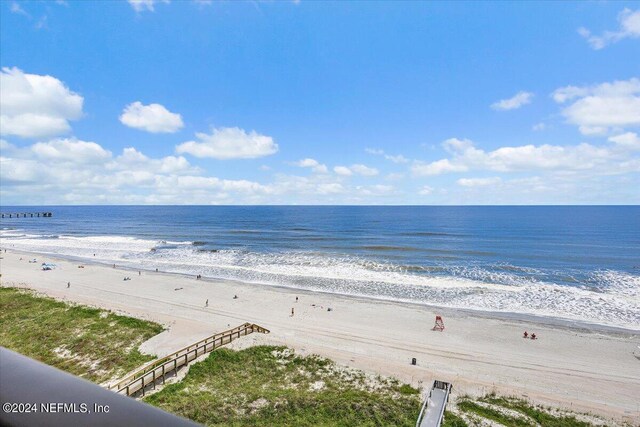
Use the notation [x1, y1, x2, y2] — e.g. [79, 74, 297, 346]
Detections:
[416, 380, 452, 427]
[108, 322, 270, 397]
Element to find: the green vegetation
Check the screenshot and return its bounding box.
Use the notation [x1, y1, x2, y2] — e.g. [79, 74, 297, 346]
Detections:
[442, 411, 468, 427]
[145, 345, 421, 426]
[452, 394, 603, 427]
[0, 287, 609, 427]
[0, 287, 163, 383]
[479, 395, 598, 427]
[458, 400, 532, 427]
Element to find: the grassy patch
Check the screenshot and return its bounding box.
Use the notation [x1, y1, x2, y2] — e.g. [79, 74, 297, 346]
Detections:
[480, 395, 598, 427]
[458, 400, 533, 427]
[442, 411, 468, 427]
[145, 345, 421, 426]
[455, 394, 603, 427]
[0, 287, 163, 383]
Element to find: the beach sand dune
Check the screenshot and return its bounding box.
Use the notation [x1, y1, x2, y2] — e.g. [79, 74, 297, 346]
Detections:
[1, 250, 638, 424]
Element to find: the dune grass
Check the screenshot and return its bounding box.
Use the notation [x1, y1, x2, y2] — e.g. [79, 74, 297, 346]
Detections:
[453, 394, 603, 427]
[0, 287, 163, 383]
[145, 345, 422, 426]
[442, 411, 468, 427]
[478, 395, 599, 427]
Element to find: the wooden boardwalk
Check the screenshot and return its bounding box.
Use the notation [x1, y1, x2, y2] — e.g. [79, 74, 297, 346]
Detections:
[416, 380, 452, 427]
[108, 322, 270, 397]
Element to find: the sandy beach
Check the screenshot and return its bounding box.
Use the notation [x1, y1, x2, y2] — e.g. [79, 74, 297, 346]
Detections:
[1, 249, 639, 424]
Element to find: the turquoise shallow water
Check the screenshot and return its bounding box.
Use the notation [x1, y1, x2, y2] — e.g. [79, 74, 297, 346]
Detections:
[1, 206, 639, 329]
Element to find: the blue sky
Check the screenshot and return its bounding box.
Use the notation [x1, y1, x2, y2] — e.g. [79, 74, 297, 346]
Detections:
[1, 0, 639, 205]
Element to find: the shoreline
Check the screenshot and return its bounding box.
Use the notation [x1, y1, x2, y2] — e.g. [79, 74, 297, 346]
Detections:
[1, 249, 639, 423]
[4, 247, 638, 335]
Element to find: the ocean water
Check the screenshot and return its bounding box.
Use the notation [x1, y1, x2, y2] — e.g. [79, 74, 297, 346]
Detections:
[1, 206, 639, 330]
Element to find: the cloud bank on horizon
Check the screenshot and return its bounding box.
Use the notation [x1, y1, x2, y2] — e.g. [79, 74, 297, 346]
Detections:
[0, 1, 638, 205]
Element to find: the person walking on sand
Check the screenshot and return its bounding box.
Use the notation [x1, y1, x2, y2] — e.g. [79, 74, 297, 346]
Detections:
[67, 282, 70, 288]
[291, 307, 295, 317]
[296, 296, 299, 303]
[205, 299, 209, 307]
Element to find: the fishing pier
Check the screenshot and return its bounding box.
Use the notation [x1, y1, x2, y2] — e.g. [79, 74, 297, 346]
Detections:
[1, 212, 52, 218]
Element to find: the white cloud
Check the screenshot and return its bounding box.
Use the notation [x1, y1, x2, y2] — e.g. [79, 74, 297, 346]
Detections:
[579, 9, 640, 50]
[334, 164, 379, 176]
[10, 1, 29, 16]
[552, 78, 640, 135]
[457, 177, 502, 187]
[111, 147, 196, 174]
[0, 67, 83, 138]
[419, 185, 433, 195]
[491, 91, 534, 111]
[119, 102, 183, 133]
[532, 123, 546, 131]
[35, 15, 48, 30]
[333, 166, 353, 176]
[365, 148, 409, 163]
[413, 137, 638, 177]
[31, 138, 111, 163]
[317, 183, 345, 194]
[350, 164, 378, 176]
[0, 138, 279, 204]
[294, 158, 328, 173]
[385, 172, 404, 181]
[128, 0, 169, 12]
[412, 158, 468, 176]
[608, 132, 640, 150]
[443, 137, 474, 153]
[176, 127, 278, 159]
[355, 184, 394, 196]
[0, 139, 15, 152]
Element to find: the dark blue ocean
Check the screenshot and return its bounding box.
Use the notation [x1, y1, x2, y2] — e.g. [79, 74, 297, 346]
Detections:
[1, 206, 639, 329]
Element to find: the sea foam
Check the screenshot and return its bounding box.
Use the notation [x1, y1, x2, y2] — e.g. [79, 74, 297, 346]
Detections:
[1, 229, 638, 330]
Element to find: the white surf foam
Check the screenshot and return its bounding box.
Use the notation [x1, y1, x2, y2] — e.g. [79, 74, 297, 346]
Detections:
[1, 230, 638, 330]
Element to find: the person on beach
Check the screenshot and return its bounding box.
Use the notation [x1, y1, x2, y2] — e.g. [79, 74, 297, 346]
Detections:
[523, 331, 528, 338]
[138, 271, 141, 276]
[205, 299, 208, 307]
[67, 282, 70, 288]
[233, 295, 238, 299]
[531, 333, 537, 340]
[296, 296, 299, 303]
[291, 307, 295, 317]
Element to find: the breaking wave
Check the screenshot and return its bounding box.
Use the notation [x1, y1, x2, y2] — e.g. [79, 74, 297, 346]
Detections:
[1, 229, 638, 330]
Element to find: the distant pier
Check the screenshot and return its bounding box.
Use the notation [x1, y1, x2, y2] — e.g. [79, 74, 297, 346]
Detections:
[1, 212, 52, 218]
